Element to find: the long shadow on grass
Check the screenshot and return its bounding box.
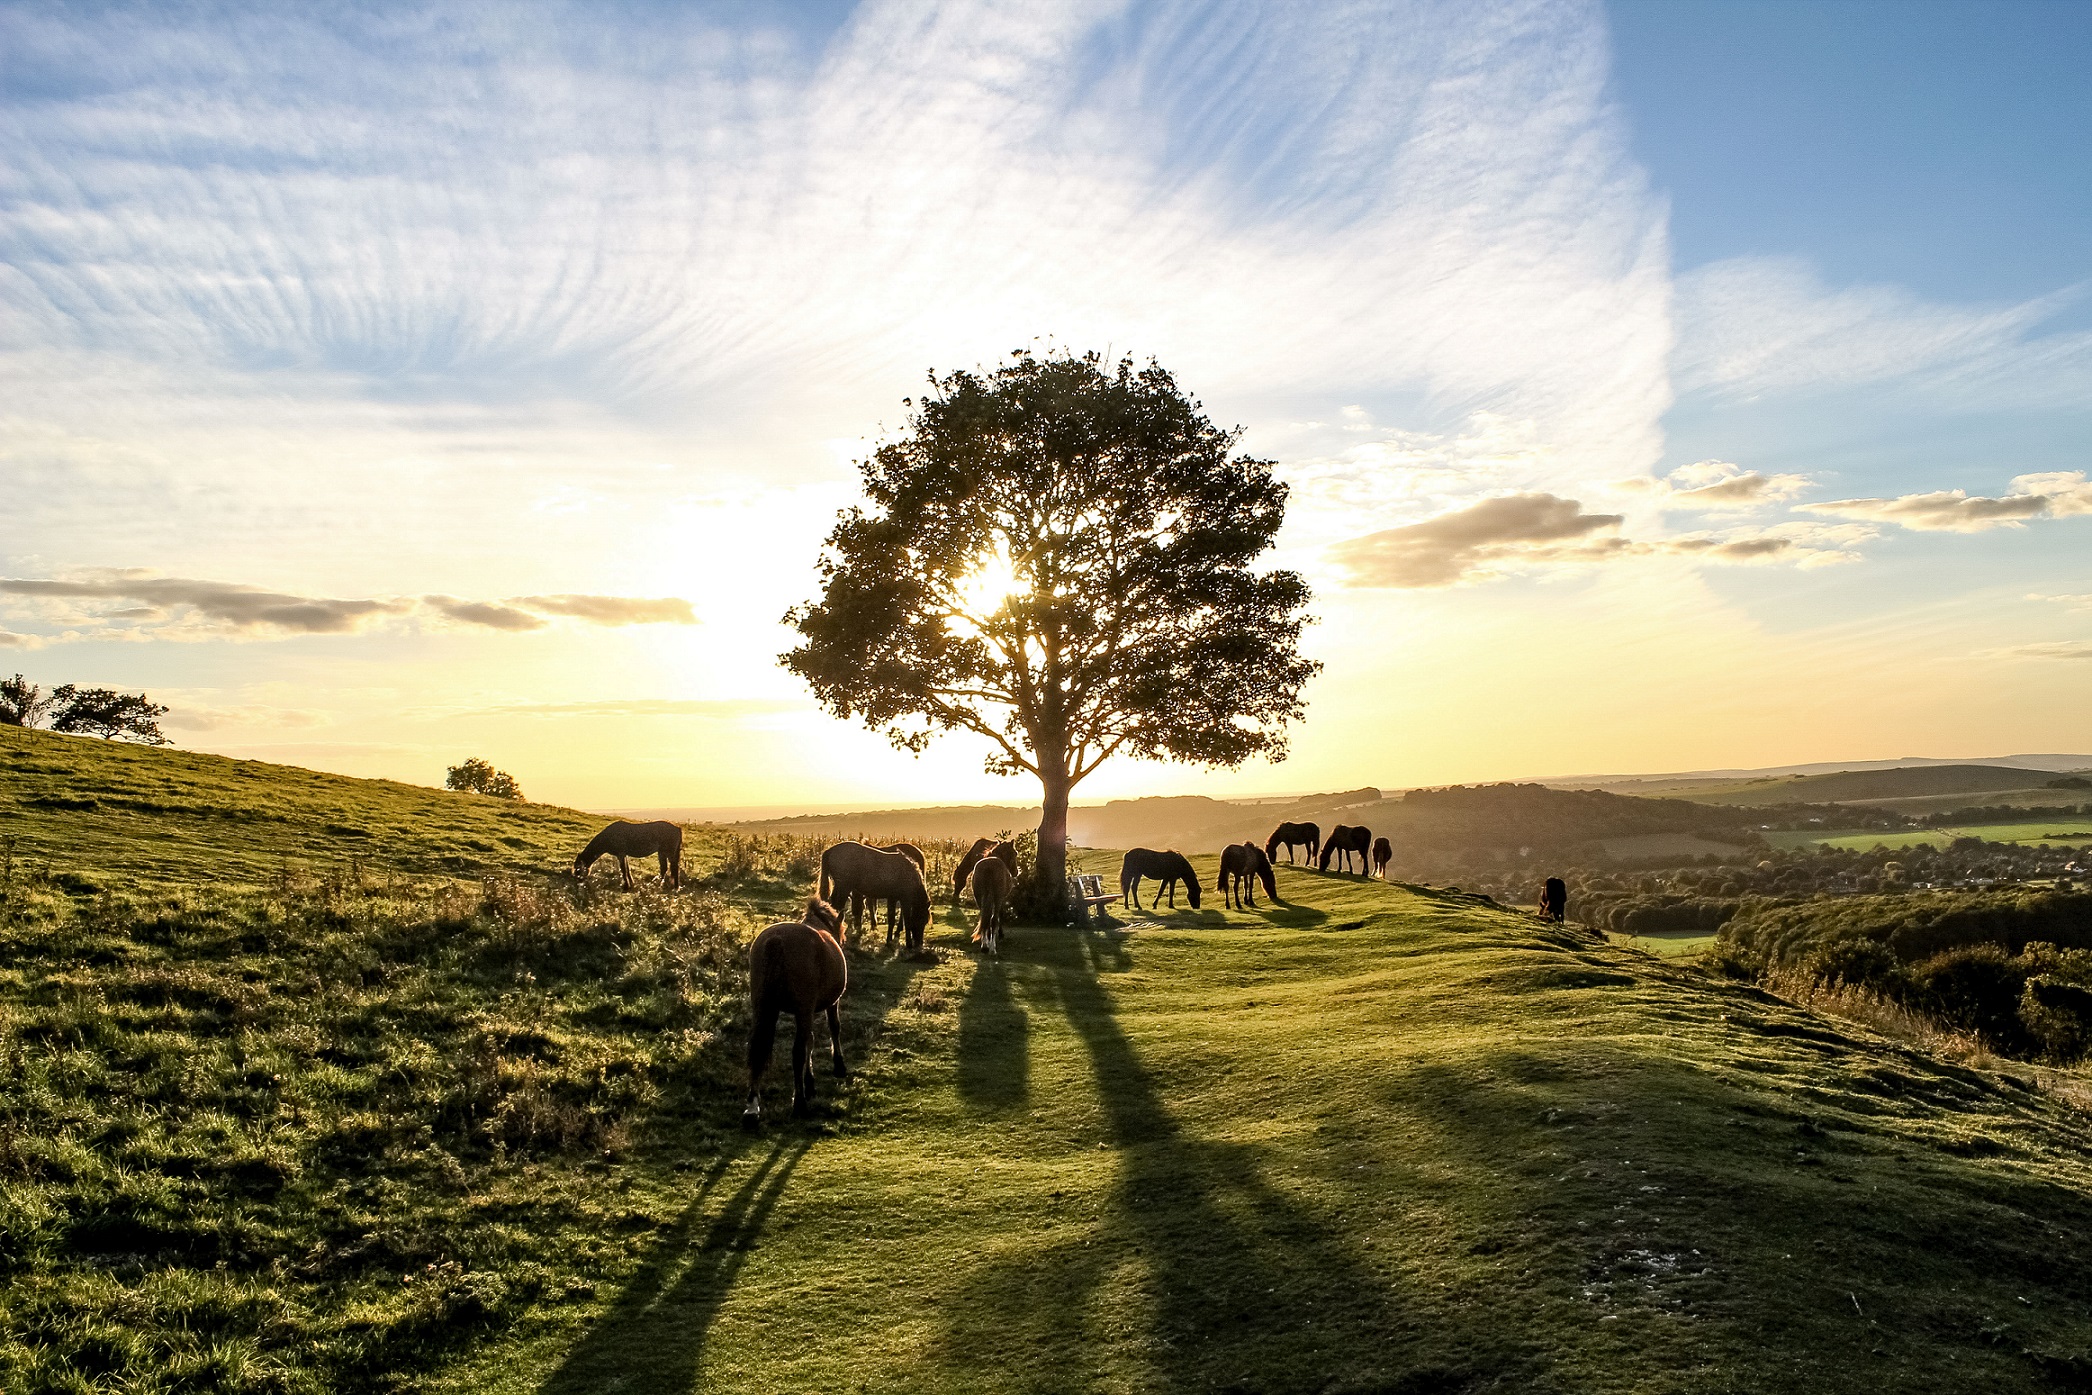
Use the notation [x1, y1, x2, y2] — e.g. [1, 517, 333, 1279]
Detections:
[937, 930, 1477, 1394]
[957, 954, 1028, 1108]
[541, 1137, 809, 1395]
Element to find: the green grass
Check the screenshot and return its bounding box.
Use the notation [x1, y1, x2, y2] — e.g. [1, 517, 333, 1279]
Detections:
[1770, 822, 2092, 853]
[6, 732, 2092, 1391]
[1, 725, 608, 888]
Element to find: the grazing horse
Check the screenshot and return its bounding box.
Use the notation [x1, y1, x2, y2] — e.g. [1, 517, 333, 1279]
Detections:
[1118, 848, 1201, 910]
[1265, 821, 1321, 866]
[953, 837, 1019, 904]
[818, 842, 931, 950]
[1540, 877, 1567, 923]
[1371, 836, 1392, 880]
[1217, 842, 1277, 909]
[970, 856, 1014, 955]
[743, 899, 847, 1126]
[573, 820, 683, 890]
[1318, 824, 1372, 874]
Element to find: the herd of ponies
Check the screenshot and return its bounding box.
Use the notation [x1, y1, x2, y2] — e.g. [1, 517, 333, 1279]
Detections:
[568, 817, 1567, 1125]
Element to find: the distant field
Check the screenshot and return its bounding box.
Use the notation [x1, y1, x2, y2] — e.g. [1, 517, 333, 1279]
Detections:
[1770, 822, 2092, 853]
[1644, 763, 2090, 809]
[1604, 928, 1716, 958]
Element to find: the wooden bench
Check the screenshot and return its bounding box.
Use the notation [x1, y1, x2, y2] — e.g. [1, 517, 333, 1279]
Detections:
[1066, 873, 1117, 926]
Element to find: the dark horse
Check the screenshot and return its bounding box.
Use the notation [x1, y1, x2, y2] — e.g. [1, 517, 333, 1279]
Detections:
[953, 837, 1018, 904]
[1265, 821, 1321, 866]
[1540, 877, 1567, 923]
[1371, 836, 1392, 880]
[1119, 848, 1201, 910]
[1218, 841, 1277, 909]
[573, 820, 683, 890]
[743, 899, 847, 1127]
[970, 856, 1015, 955]
[854, 842, 926, 944]
[1318, 824, 1372, 874]
[818, 842, 931, 951]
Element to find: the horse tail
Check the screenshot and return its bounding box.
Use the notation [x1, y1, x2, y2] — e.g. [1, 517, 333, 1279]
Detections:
[747, 936, 782, 1079]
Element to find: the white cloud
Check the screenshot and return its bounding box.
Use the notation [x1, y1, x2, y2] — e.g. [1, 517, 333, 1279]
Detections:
[1999, 642, 2092, 662]
[1673, 255, 2092, 402]
[1614, 458, 1813, 510]
[1799, 471, 2092, 533]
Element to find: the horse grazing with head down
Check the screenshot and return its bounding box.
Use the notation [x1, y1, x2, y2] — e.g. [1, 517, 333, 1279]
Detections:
[1372, 836, 1392, 879]
[952, 837, 1018, 903]
[970, 856, 1014, 955]
[1119, 848, 1201, 910]
[743, 898, 848, 1127]
[1218, 842, 1277, 909]
[1265, 822, 1321, 866]
[819, 842, 931, 951]
[852, 842, 926, 943]
[1318, 824, 1372, 875]
[573, 820, 684, 890]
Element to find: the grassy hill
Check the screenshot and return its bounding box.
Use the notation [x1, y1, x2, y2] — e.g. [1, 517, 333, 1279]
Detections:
[5, 736, 2092, 1391]
[1646, 764, 2089, 810]
[1, 725, 607, 888]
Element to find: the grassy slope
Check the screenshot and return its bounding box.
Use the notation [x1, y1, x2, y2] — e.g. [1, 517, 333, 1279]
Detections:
[8, 736, 2092, 1391]
[1, 726, 606, 887]
[1769, 822, 2092, 853]
[1663, 765, 2082, 809]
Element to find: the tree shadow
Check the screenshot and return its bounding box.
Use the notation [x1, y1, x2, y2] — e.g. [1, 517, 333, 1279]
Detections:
[937, 940, 1485, 1393]
[541, 1137, 809, 1395]
[956, 955, 1029, 1109]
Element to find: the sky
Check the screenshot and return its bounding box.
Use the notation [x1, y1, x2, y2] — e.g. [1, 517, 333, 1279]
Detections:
[2, 0, 2088, 812]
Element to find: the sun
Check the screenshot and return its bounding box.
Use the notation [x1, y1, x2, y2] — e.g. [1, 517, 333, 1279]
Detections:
[954, 549, 1024, 620]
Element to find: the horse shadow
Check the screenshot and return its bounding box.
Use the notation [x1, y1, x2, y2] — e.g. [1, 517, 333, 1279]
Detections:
[540, 1137, 808, 1395]
[957, 953, 1030, 1109]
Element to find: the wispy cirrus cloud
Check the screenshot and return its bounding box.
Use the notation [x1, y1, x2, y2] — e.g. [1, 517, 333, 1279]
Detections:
[1799, 471, 2092, 533]
[0, 573, 696, 641]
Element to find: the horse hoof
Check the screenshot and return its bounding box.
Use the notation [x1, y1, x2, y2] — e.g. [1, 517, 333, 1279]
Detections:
[740, 1109, 761, 1132]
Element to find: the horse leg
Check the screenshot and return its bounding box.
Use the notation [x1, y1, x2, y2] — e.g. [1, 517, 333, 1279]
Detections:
[615, 854, 632, 891]
[744, 1002, 776, 1128]
[827, 1002, 847, 1077]
[791, 1009, 816, 1116]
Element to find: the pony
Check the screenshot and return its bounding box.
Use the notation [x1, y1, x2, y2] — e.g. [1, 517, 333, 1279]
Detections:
[818, 842, 931, 950]
[851, 842, 926, 942]
[970, 856, 1014, 954]
[953, 837, 1019, 904]
[1318, 824, 1372, 874]
[1371, 836, 1392, 880]
[573, 820, 684, 890]
[743, 898, 848, 1127]
[1118, 848, 1201, 910]
[1540, 877, 1567, 923]
[1217, 842, 1277, 909]
[1265, 821, 1321, 866]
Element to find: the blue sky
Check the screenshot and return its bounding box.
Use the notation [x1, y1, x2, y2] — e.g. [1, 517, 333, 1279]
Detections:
[1, 0, 2087, 806]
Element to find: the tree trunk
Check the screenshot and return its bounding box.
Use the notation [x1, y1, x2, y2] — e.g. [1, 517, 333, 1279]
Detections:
[1037, 765, 1071, 922]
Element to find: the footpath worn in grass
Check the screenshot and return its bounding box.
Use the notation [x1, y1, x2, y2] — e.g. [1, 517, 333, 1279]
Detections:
[6, 732, 2092, 1391]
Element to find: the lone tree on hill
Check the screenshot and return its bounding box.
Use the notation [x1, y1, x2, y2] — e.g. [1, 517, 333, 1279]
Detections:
[783, 349, 1318, 909]
[47, 686, 171, 744]
[0, 674, 57, 729]
[446, 757, 524, 800]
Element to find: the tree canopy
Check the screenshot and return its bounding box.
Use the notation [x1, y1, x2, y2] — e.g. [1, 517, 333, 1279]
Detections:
[783, 349, 1317, 906]
[445, 758, 524, 800]
[48, 686, 171, 744]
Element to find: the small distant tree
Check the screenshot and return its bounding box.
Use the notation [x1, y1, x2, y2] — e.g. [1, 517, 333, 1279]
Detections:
[783, 349, 1318, 910]
[0, 674, 56, 728]
[48, 686, 171, 744]
[446, 757, 524, 800]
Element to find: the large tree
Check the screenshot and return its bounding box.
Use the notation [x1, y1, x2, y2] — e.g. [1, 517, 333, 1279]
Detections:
[783, 350, 1318, 910]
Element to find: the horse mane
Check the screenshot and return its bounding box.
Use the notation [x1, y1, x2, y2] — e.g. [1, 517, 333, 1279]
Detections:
[805, 898, 842, 934]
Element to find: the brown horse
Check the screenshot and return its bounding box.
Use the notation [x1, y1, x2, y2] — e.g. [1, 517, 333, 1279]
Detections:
[1540, 877, 1567, 923]
[1371, 836, 1392, 879]
[819, 841, 931, 950]
[970, 856, 1014, 955]
[853, 842, 926, 941]
[1318, 824, 1372, 874]
[573, 820, 683, 890]
[952, 837, 1018, 903]
[743, 899, 847, 1127]
[1119, 848, 1201, 910]
[1265, 821, 1321, 866]
[1218, 841, 1277, 909]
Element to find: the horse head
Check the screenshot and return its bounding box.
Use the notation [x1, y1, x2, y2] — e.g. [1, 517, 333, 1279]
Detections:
[805, 898, 844, 935]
